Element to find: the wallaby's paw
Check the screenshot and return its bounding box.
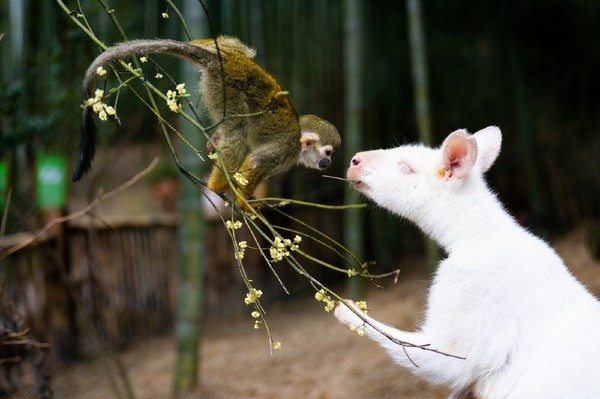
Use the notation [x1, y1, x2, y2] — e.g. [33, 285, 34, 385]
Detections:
[334, 300, 366, 329]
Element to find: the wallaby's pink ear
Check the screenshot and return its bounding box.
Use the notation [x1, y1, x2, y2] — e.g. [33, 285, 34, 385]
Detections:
[472, 126, 502, 172]
[440, 129, 478, 179]
[300, 131, 319, 151]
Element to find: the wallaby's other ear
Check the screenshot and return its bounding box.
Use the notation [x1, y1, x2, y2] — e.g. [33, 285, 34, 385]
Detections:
[300, 131, 320, 151]
[441, 129, 478, 179]
[472, 126, 502, 172]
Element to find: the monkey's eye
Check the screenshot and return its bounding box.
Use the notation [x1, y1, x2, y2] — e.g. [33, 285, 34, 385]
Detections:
[398, 162, 414, 175]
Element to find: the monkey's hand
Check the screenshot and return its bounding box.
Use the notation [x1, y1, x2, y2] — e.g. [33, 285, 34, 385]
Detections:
[206, 131, 220, 153]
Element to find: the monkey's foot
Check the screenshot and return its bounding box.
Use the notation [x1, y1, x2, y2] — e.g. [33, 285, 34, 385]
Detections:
[234, 189, 263, 212]
[207, 172, 231, 194]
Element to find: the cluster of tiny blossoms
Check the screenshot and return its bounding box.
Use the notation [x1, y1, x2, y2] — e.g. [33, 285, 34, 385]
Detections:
[225, 220, 242, 230]
[314, 289, 336, 312]
[269, 235, 302, 262]
[244, 288, 263, 305]
[166, 83, 187, 113]
[349, 301, 369, 336]
[235, 241, 248, 260]
[350, 324, 367, 336]
[233, 172, 249, 187]
[250, 310, 263, 330]
[84, 82, 116, 122]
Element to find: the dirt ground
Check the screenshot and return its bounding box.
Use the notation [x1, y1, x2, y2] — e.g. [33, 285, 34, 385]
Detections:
[12, 229, 600, 399]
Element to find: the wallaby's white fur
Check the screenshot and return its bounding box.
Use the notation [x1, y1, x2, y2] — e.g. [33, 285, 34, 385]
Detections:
[336, 127, 600, 398]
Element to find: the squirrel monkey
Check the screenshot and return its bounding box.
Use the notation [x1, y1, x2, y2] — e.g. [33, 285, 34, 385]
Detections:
[73, 36, 341, 208]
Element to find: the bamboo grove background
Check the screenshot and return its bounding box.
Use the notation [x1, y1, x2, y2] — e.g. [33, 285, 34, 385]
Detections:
[1, 0, 600, 397]
[2, 0, 599, 248]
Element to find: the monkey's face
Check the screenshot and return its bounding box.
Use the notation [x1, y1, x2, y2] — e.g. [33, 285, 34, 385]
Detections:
[317, 144, 335, 169]
[298, 132, 336, 170]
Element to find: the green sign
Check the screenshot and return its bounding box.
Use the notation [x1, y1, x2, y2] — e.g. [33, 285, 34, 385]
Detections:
[0, 161, 6, 208]
[36, 155, 67, 208]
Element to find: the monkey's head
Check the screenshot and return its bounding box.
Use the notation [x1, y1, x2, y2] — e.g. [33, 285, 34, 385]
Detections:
[298, 115, 341, 170]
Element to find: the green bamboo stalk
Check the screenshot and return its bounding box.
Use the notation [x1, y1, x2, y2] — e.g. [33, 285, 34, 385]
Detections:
[343, 0, 366, 298]
[172, 0, 207, 396]
[406, 0, 439, 270]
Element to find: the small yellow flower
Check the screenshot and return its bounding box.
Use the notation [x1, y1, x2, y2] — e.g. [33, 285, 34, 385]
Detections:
[94, 89, 104, 99]
[233, 172, 249, 187]
[356, 301, 368, 312]
[176, 83, 187, 95]
[155, 72, 163, 79]
[251, 311, 260, 318]
[92, 102, 104, 113]
[104, 106, 116, 116]
[96, 66, 107, 76]
[324, 300, 335, 312]
[273, 341, 282, 350]
[162, 12, 169, 19]
[350, 324, 366, 336]
[226, 220, 242, 230]
[98, 110, 108, 121]
[254, 320, 261, 330]
[208, 152, 218, 161]
[347, 269, 358, 277]
[140, 56, 148, 63]
[167, 99, 181, 113]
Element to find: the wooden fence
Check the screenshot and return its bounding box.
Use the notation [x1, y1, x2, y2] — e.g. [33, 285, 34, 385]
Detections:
[0, 209, 338, 394]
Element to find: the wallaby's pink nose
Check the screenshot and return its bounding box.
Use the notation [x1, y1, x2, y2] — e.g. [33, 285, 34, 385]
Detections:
[350, 154, 362, 166]
[347, 153, 364, 184]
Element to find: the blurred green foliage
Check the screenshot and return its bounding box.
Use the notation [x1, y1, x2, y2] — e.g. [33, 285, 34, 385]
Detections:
[2, 0, 599, 253]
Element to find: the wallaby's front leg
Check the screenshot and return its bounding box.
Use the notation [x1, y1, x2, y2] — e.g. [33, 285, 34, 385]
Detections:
[335, 301, 467, 384]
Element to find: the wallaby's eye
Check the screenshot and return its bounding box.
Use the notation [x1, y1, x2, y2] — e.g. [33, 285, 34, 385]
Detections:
[325, 149, 332, 156]
[398, 162, 414, 175]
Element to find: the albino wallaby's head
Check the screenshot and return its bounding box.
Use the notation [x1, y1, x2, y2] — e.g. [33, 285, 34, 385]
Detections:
[347, 126, 502, 224]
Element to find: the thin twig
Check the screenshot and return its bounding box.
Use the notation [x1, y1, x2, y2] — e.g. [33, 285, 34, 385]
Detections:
[321, 174, 359, 183]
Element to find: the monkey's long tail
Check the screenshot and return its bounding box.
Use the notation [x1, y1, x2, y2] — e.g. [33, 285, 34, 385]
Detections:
[72, 39, 217, 182]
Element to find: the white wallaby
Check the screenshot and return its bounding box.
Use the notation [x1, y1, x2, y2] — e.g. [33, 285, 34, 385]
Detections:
[335, 127, 600, 398]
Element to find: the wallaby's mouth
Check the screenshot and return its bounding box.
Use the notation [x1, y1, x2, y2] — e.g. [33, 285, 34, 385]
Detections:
[351, 180, 365, 190]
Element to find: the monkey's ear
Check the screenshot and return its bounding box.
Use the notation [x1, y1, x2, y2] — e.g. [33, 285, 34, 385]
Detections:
[300, 132, 320, 151]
